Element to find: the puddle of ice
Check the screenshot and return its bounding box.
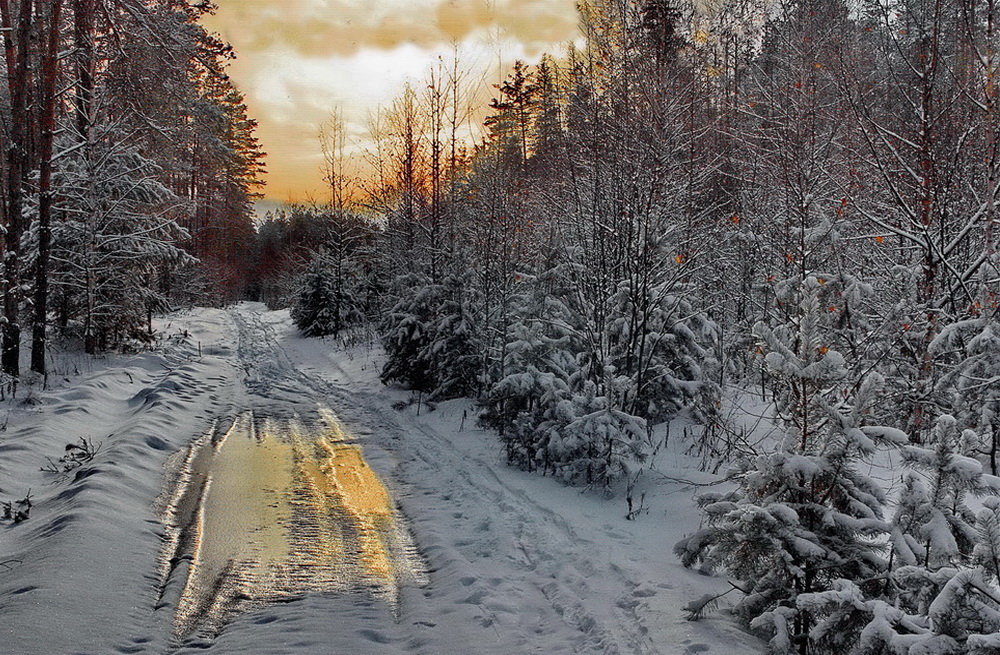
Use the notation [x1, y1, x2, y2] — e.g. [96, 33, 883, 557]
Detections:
[158, 409, 426, 641]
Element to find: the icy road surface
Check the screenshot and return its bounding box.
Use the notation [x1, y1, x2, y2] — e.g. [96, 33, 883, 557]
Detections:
[160, 411, 425, 640]
[0, 303, 760, 654]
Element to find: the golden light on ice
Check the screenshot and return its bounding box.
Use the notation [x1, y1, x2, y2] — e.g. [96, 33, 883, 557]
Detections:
[159, 410, 426, 641]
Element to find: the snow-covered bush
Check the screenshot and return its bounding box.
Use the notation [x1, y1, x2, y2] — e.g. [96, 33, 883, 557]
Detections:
[380, 272, 484, 399]
[676, 277, 900, 653]
[291, 249, 364, 338]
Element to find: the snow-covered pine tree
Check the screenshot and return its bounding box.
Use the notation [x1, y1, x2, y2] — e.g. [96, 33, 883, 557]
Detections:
[50, 124, 193, 353]
[421, 272, 483, 399]
[891, 416, 989, 571]
[876, 415, 1000, 653]
[931, 310, 1000, 475]
[380, 273, 440, 393]
[801, 456, 1000, 654]
[291, 249, 364, 338]
[479, 271, 580, 474]
[676, 277, 898, 654]
[608, 275, 720, 425]
[292, 252, 336, 337]
[798, 567, 1000, 655]
[880, 267, 952, 446]
[558, 378, 649, 485]
[380, 271, 485, 400]
[482, 322, 573, 472]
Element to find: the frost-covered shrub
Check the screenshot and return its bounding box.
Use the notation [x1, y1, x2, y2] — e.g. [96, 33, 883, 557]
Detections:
[676, 278, 900, 653]
[380, 272, 484, 399]
[291, 249, 364, 338]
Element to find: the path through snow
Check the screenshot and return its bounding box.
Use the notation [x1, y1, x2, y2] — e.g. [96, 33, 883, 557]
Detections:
[161, 410, 425, 640]
[0, 303, 760, 654]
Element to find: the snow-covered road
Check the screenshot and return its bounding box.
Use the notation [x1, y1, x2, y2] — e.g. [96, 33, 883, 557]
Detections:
[0, 304, 760, 654]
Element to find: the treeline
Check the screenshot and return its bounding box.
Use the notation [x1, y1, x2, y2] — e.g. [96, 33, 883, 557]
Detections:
[283, 0, 1000, 651]
[0, 0, 263, 377]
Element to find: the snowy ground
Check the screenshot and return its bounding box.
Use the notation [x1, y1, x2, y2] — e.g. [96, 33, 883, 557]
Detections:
[0, 303, 762, 654]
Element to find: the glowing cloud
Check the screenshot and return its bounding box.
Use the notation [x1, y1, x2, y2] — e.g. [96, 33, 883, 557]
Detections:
[202, 0, 579, 202]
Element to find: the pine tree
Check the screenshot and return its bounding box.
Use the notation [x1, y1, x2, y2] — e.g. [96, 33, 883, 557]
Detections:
[529, 55, 565, 174]
[484, 60, 538, 169]
[291, 250, 362, 338]
[51, 127, 193, 352]
[380, 271, 484, 399]
[932, 311, 1000, 474]
[480, 273, 579, 473]
[608, 277, 719, 424]
[421, 272, 483, 399]
[380, 273, 439, 393]
[799, 422, 1000, 654]
[676, 278, 898, 654]
[892, 416, 986, 570]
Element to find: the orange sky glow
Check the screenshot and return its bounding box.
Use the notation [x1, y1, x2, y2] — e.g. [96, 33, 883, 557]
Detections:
[201, 0, 580, 204]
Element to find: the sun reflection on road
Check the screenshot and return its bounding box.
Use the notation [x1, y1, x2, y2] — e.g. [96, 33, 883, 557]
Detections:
[160, 408, 426, 641]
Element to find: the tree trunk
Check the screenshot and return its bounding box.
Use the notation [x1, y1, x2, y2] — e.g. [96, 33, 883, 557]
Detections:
[0, 0, 33, 378]
[84, 266, 96, 355]
[31, 0, 64, 375]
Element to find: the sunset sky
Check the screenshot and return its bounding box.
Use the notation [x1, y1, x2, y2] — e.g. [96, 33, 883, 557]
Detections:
[201, 0, 581, 204]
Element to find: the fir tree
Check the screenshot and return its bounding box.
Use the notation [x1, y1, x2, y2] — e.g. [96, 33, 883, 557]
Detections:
[291, 249, 364, 339]
[677, 277, 899, 654]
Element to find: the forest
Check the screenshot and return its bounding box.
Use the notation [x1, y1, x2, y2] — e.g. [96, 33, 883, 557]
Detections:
[271, 0, 1000, 652]
[3, 0, 1000, 653]
[0, 0, 263, 379]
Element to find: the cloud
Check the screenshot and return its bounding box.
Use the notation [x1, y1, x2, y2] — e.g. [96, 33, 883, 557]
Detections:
[203, 0, 579, 201]
[209, 0, 577, 59]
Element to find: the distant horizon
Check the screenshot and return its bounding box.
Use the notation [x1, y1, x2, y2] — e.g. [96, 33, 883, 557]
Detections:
[252, 198, 286, 221]
[251, 198, 359, 222]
